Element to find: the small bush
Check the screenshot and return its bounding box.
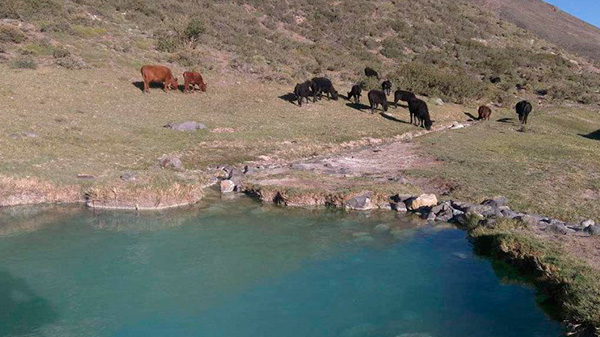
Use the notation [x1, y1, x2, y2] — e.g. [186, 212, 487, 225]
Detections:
[0, 24, 26, 44]
[55, 55, 89, 69]
[10, 56, 37, 69]
[40, 22, 72, 34]
[52, 47, 70, 59]
[183, 17, 205, 42]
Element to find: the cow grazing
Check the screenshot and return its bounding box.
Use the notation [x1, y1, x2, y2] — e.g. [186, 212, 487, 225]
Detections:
[311, 77, 339, 102]
[183, 71, 207, 93]
[367, 90, 388, 114]
[408, 98, 432, 130]
[347, 85, 362, 104]
[140, 65, 178, 93]
[515, 100, 532, 129]
[381, 80, 392, 96]
[293, 81, 313, 107]
[365, 67, 379, 79]
[478, 105, 492, 121]
[393, 90, 416, 108]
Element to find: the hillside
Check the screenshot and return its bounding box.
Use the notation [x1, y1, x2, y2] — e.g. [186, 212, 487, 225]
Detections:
[1, 0, 600, 104]
[466, 0, 600, 62]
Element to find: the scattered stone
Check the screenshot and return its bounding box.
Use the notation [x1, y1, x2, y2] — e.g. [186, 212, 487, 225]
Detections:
[451, 201, 473, 212]
[584, 225, 600, 236]
[406, 194, 438, 211]
[392, 201, 408, 212]
[345, 194, 375, 211]
[481, 196, 509, 208]
[374, 224, 390, 233]
[581, 219, 595, 228]
[163, 121, 206, 132]
[228, 167, 244, 186]
[220, 179, 235, 193]
[426, 211, 436, 221]
[545, 223, 575, 235]
[120, 172, 136, 182]
[433, 98, 444, 105]
[8, 132, 38, 139]
[515, 214, 541, 227]
[159, 155, 184, 171]
[377, 202, 393, 210]
[501, 209, 519, 219]
[436, 207, 454, 222]
[449, 122, 465, 130]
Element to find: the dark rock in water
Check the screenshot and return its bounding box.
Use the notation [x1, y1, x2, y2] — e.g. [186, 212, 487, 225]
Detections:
[545, 223, 575, 235]
[164, 121, 206, 132]
[159, 155, 184, 171]
[584, 225, 600, 236]
[120, 172, 137, 182]
[345, 194, 374, 211]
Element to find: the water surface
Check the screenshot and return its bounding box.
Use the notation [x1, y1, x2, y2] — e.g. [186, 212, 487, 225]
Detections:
[0, 197, 563, 337]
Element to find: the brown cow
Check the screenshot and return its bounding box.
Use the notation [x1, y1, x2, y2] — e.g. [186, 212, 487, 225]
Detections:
[478, 105, 492, 121]
[183, 71, 207, 93]
[140, 65, 178, 93]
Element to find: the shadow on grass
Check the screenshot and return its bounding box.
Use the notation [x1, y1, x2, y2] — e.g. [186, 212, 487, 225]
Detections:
[345, 102, 370, 112]
[380, 112, 411, 124]
[580, 130, 600, 140]
[132, 81, 183, 93]
[497, 117, 515, 123]
[464, 112, 479, 121]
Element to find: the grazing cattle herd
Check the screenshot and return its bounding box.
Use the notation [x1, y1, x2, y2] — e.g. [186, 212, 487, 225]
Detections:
[140, 64, 533, 131]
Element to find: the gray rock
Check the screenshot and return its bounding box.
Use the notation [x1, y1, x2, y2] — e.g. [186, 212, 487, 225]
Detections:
[436, 208, 454, 222]
[228, 168, 244, 186]
[431, 204, 445, 214]
[120, 172, 137, 182]
[515, 214, 541, 227]
[581, 219, 595, 228]
[164, 121, 206, 132]
[481, 196, 509, 208]
[584, 225, 600, 236]
[433, 97, 444, 105]
[159, 155, 184, 171]
[501, 209, 519, 219]
[220, 179, 235, 193]
[426, 211, 436, 221]
[377, 202, 393, 210]
[392, 201, 408, 212]
[345, 194, 375, 211]
[451, 201, 473, 212]
[545, 223, 575, 235]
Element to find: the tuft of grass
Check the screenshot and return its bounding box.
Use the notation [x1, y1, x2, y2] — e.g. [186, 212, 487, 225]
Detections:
[0, 24, 26, 43]
[10, 56, 37, 69]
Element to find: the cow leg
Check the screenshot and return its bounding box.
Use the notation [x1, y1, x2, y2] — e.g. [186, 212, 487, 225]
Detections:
[298, 96, 302, 107]
[163, 81, 169, 93]
[143, 80, 149, 93]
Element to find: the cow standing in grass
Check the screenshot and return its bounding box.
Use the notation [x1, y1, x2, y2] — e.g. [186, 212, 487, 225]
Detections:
[515, 100, 532, 129]
[365, 67, 379, 79]
[311, 77, 339, 102]
[381, 80, 392, 96]
[293, 81, 313, 107]
[347, 84, 362, 104]
[183, 71, 207, 93]
[368, 90, 388, 114]
[478, 105, 492, 121]
[140, 65, 178, 93]
[393, 90, 416, 108]
[408, 98, 432, 130]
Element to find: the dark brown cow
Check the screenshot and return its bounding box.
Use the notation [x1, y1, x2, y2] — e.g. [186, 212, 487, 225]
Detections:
[183, 71, 207, 93]
[478, 105, 492, 121]
[140, 65, 178, 93]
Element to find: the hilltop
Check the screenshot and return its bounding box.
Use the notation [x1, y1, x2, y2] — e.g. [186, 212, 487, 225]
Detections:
[1, 0, 600, 104]
[467, 0, 600, 62]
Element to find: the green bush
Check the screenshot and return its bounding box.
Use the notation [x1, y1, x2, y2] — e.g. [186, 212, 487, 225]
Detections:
[10, 56, 37, 69]
[0, 24, 26, 43]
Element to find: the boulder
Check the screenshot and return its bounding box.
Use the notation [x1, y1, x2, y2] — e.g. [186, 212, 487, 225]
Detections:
[426, 211, 436, 222]
[164, 121, 206, 132]
[228, 167, 244, 186]
[481, 196, 509, 208]
[451, 201, 473, 212]
[436, 207, 454, 222]
[545, 223, 575, 235]
[220, 180, 235, 193]
[407, 194, 438, 211]
[345, 194, 375, 211]
[584, 225, 600, 236]
[159, 155, 184, 171]
[392, 201, 408, 212]
[581, 219, 595, 228]
[515, 214, 541, 227]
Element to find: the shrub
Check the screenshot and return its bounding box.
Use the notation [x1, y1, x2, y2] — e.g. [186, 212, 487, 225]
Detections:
[10, 56, 37, 69]
[183, 17, 206, 42]
[52, 47, 70, 59]
[55, 55, 89, 69]
[0, 24, 26, 43]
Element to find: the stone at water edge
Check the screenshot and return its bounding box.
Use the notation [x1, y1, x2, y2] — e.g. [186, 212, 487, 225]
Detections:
[345, 194, 375, 211]
[407, 194, 438, 211]
[220, 180, 235, 193]
[392, 201, 408, 212]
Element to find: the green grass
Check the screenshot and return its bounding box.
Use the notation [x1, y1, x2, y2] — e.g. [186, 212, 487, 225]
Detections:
[410, 105, 600, 221]
[470, 219, 600, 329]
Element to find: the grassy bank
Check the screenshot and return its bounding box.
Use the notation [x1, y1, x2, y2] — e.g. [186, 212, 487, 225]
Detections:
[410, 104, 600, 221]
[468, 219, 600, 333]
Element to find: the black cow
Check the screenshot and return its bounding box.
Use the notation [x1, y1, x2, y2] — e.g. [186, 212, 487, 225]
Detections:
[381, 80, 392, 96]
[347, 84, 362, 104]
[368, 90, 388, 114]
[393, 90, 416, 108]
[293, 80, 312, 107]
[364, 67, 379, 79]
[515, 100, 532, 128]
[311, 77, 339, 102]
[408, 98, 432, 130]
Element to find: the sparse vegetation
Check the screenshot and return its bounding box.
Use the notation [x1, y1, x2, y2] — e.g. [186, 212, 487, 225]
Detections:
[10, 55, 37, 69]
